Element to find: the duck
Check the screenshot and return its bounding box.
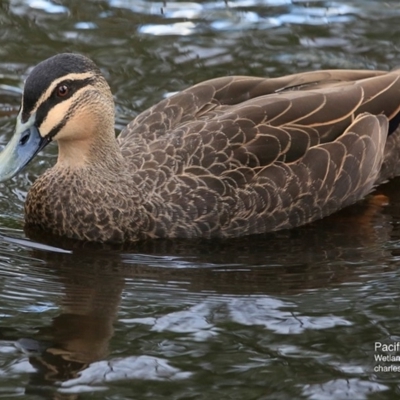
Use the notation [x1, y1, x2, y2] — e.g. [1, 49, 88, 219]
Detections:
[0, 53, 400, 243]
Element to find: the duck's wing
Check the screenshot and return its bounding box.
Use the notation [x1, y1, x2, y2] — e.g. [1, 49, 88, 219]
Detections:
[247, 113, 389, 231]
[119, 70, 400, 236]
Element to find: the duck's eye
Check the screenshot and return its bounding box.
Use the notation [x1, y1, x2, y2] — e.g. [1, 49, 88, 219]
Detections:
[56, 84, 69, 98]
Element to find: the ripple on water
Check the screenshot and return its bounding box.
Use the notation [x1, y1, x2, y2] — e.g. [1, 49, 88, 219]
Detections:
[302, 379, 388, 400]
[17, 0, 68, 14]
[112, 0, 360, 35]
[59, 355, 191, 393]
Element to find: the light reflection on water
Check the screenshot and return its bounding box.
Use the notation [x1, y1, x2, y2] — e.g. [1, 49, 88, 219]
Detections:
[113, 0, 358, 35]
[0, 0, 399, 399]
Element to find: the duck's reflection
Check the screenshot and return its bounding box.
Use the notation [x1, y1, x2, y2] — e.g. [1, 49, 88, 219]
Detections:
[18, 255, 124, 399]
[26, 275, 123, 383]
[4, 178, 400, 397]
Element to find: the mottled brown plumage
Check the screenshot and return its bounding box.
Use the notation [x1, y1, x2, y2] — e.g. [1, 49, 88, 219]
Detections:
[2, 54, 400, 242]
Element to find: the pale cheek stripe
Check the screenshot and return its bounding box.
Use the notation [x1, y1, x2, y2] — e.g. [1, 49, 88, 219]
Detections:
[38, 86, 93, 137]
[39, 100, 73, 138]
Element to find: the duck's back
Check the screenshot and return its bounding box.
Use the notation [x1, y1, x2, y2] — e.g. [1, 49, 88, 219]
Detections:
[114, 70, 400, 238]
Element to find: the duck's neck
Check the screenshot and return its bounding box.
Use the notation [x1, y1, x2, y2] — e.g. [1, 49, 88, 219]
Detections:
[56, 130, 125, 171]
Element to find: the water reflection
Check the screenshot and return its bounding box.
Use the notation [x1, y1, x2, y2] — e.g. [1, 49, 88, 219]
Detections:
[0, 179, 396, 397]
[114, 0, 359, 35]
[4, 250, 191, 398]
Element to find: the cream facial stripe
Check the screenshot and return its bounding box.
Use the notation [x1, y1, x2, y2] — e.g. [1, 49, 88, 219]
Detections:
[38, 85, 94, 138]
[25, 71, 94, 117]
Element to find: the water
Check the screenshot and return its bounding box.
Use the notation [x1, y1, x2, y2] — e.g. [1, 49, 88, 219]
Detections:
[0, 0, 400, 398]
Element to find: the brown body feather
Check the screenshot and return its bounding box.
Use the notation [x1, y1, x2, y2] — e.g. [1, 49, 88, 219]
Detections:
[24, 66, 400, 242]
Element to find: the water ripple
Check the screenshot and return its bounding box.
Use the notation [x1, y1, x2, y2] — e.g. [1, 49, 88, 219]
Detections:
[108, 0, 362, 36]
[228, 297, 352, 334]
[60, 355, 191, 391]
[302, 378, 388, 400]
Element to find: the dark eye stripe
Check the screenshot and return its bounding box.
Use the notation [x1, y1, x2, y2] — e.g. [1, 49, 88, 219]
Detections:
[33, 78, 93, 129]
[42, 84, 94, 140]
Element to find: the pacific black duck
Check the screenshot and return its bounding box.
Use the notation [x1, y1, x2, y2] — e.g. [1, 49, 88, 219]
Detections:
[0, 53, 400, 243]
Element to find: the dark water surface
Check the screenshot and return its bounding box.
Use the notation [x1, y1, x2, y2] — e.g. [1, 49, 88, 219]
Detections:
[0, 0, 400, 399]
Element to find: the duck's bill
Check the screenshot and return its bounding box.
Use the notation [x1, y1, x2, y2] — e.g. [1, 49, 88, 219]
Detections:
[0, 122, 50, 182]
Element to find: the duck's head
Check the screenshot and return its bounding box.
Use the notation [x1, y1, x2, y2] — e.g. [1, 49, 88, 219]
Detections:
[0, 53, 115, 182]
